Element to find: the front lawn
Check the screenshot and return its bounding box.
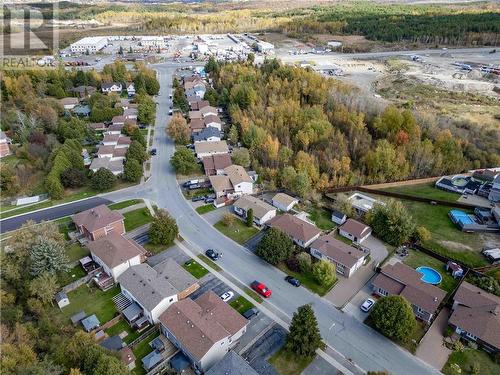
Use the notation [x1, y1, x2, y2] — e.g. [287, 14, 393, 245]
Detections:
[442, 348, 500, 375]
[229, 296, 254, 314]
[60, 285, 120, 324]
[108, 199, 142, 210]
[197, 254, 222, 271]
[269, 348, 314, 375]
[131, 331, 160, 375]
[214, 219, 259, 244]
[195, 204, 216, 215]
[403, 249, 458, 294]
[143, 241, 171, 255]
[123, 208, 153, 231]
[381, 183, 459, 203]
[104, 319, 141, 344]
[182, 186, 212, 199]
[277, 263, 336, 297]
[182, 259, 209, 279]
[66, 243, 89, 263]
[243, 287, 263, 304]
[307, 206, 335, 231]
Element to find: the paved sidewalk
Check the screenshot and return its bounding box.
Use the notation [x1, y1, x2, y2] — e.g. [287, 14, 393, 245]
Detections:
[116, 202, 146, 214]
[416, 307, 451, 371]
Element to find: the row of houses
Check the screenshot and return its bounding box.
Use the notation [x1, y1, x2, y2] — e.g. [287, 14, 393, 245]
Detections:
[436, 169, 500, 203]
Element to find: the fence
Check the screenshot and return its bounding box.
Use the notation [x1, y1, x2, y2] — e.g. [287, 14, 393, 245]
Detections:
[61, 271, 97, 293]
[128, 325, 159, 349]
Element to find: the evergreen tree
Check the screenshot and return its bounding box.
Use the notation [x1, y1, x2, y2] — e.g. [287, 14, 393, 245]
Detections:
[123, 159, 143, 182]
[149, 210, 178, 245]
[370, 295, 416, 342]
[256, 228, 294, 265]
[30, 238, 69, 276]
[246, 208, 253, 227]
[90, 168, 116, 191]
[285, 304, 322, 357]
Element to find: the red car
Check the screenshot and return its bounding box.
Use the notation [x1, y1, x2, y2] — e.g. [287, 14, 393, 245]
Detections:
[250, 281, 272, 298]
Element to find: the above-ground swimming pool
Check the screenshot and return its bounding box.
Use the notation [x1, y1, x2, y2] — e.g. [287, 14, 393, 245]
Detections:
[416, 266, 442, 285]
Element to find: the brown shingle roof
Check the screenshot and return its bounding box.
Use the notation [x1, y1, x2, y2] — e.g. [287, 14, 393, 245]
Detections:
[224, 165, 253, 185]
[268, 214, 321, 243]
[234, 195, 275, 221]
[113, 148, 128, 158]
[195, 141, 229, 155]
[189, 111, 202, 119]
[103, 134, 120, 143]
[340, 219, 371, 239]
[112, 115, 126, 124]
[189, 118, 205, 132]
[202, 154, 232, 175]
[200, 106, 217, 116]
[73, 204, 124, 233]
[88, 232, 145, 268]
[190, 100, 210, 110]
[159, 291, 247, 361]
[60, 97, 79, 106]
[310, 234, 364, 268]
[97, 145, 115, 156]
[272, 193, 298, 208]
[117, 136, 131, 145]
[209, 175, 233, 193]
[450, 282, 500, 349]
[204, 114, 222, 125]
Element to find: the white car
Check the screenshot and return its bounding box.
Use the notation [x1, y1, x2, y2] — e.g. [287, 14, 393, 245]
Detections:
[220, 291, 234, 302]
[360, 298, 375, 312]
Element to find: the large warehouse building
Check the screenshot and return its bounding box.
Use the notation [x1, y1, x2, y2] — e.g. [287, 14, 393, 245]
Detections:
[70, 37, 108, 54]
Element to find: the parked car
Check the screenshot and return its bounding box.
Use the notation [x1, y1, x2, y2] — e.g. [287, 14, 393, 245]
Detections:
[360, 298, 375, 312]
[191, 196, 205, 202]
[168, 109, 173, 115]
[139, 124, 147, 129]
[204, 197, 214, 204]
[188, 184, 201, 190]
[243, 307, 259, 320]
[183, 179, 199, 187]
[220, 291, 234, 302]
[250, 281, 271, 298]
[205, 249, 220, 261]
[150, 148, 157, 156]
[285, 276, 301, 287]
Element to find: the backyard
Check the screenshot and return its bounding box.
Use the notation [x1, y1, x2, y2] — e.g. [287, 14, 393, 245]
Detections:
[131, 331, 160, 375]
[381, 183, 459, 203]
[123, 208, 153, 232]
[66, 243, 89, 263]
[58, 265, 87, 286]
[214, 219, 259, 244]
[104, 319, 141, 344]
[182, 259, 209, 279]
[59, 285, 120, 324]
[307, 206, 335, 231]
[269, 348, 314, 375]
[442, 348, 500, 375]
[402, 249, 459, 294]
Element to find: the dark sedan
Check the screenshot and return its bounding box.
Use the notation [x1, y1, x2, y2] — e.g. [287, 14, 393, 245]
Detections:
[205, 249, 220, 261]
[285, 276, 301, 287]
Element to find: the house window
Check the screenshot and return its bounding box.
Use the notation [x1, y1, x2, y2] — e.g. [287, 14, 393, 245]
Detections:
[465, 331, 477, 341]
[416, 306, 424, 314]
[169, 298, 174, 302]
[379, 288, 388, 296]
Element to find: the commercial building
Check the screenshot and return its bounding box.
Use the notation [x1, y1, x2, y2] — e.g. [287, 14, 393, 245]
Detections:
[70, 37, 108, 54]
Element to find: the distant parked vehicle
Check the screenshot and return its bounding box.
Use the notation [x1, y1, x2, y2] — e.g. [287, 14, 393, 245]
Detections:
[183, 179, 200, 187]
[139, 124, 147, 129]
[220, 291, 234, 302]
[250, 281, 272, 298]
[188, 184, 201, 190]
[205, 249, 220, 261]
[360, 298, 375, 312]
[168, 109, 173, 115]
[285, 276, 301, 287]
[243, 307, 259, 320]
[191, 196, 205, 202]
[150, 148, 157, 156]
[204, 197, 214, 204]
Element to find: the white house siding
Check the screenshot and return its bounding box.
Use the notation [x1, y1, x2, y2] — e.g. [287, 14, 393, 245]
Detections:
[258, 210, 276, 225]
[233, 182, 253, 195]
[339, 228, 371, 244]
[150, 296, 178, 323]
[205, 122, 222, 131]
[91, 254, 141, 281]
[196, 150, 227, 159]
[272, 200, 297, 212]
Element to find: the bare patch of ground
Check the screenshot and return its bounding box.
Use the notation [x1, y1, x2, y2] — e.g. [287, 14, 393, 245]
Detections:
[439, 241, 474, 252]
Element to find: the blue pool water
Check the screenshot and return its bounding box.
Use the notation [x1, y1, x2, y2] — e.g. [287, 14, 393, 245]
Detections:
[416, 266, 442, 285]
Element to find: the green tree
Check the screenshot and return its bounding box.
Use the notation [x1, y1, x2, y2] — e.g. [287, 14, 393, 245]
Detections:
[285, 304, 322, 357]
[231, 148, 251, 168]
[297, 252, 312, 273]
[29, 272, 59, 305]
[293, 171, 311, 199]
[170, 147, 199, 175]
[126, 140, 147, 163]
[149, 210, 178, 245]
[0, 165, 20, 196]
[136, 93, 156, 125]
[131, 128, 147, 147]
[332, 195, 354, 218]
[228, 125, 239, 145]
[414, 226, 431, 243]
[256, 228, 294, 265]
[370, 295, 416, 342]
[30, 238, 69, 277]
[366, 199, 415, 246]
[222, 213, 236, 227]
[203, 87, 219, 106]
[173, 87, 189, 113]
[204, 56, 219, 74]
[90, 168, 116, 191]
[311, 260, 336, 287]
[246, 208, 253, 227]
[60, 168, 87, 188]
[123, 159, 143, 182]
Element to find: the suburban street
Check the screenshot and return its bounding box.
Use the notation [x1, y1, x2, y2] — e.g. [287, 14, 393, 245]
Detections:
[0, 58, 450, 374]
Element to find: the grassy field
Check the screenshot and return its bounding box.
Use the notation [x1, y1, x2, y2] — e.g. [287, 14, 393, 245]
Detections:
[55, 216, 73, 239]
[182, 186, 212, 199]
[307, 206, 335, 231]
[229, 296, 254, 314]
[214, 219, 259, 244]
[277, 263, 335, 297]
[381, 183, 459, 203]
[442, 348, 500, 375]
[182, 259, 209, 279]
[104, 319, 141, 344]
[143, 240, 171, 254]
[108, 199, 142, 210]
[244, 287, 263, 304]
[269, 349, 314, 375]
[57, 265, 87, 286]
[195, 204, 216, 215]
[123, 208, 153, 231]
[66, 244, 89, 263]
[403, 249, 458, 294]
[197, 254, 222, 271]
[131, 331, 160, 375]
[60, 285, 120, 324]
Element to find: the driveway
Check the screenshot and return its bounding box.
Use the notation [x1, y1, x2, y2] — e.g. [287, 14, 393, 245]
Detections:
[146, 242, 190, 267]
[416, 307, 452, 370]
[362, 235, 389, 264]
[342, 283, 374, 323]
[244, 229, 267, 252]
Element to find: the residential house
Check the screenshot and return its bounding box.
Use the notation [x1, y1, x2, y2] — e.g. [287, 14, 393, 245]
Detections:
[72, 204, 125, 241]
[120, 347, 136, 370]
[190, 100, 210, 111]
[347, 192, 383, 215]
[117, 260, 200, 324]
[202, 154, 232, 176]
[90, 157, 124, 175]
[489, 175, 500, 203]
[159, 291, 248, 374]
[473, 169, 498, 183]
[200, 106, 218, 117]
[331, 209, 347, 225]
[267, 214, 321, 248]
[97, 145, 115, 158]
[448, 281, 499, 353]
[70, 85, 96, 98]
[123, 108, 138, 120]
[203, 115, 223, 131]
[339, 219, 371, 244]
[55, 292, 70, 309]
[102, 134, 131, 148]
[126, 83, 135, 97]
[0, 131, 12, 158]
[189, 111, 203, 120]
[60, 97, 79, 110]
[234, 195, 276, 226]
[371, 263, 446, 323]
[195, 140, 229, 159]
[209, 175, 234, 199]
[189, 118, 205, 134]
[185, 84, 206, 99]
[205, 351, 258, 375]
[112, 115, 126, 126]
[310, 234, 366, 278]
[72, 104, 91, 117]
[100, 336, 126, 351]
[87, 232, 146, 281]
[272, 193, 299, 212]
[105, 123, 124, 135]
[192, 127, 221, 143]
[89, 122, 106, 132]
[102, 82, 123, 94]
[224, 165, 254, 196]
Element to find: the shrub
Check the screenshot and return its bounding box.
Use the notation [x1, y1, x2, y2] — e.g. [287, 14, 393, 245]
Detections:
[149, 210, 178, 245]
[60, 168, 87, 188]
[256, 228, 294, 265]
[297, 252, 312, 273]
[90, 168, 116, 191]
[370, 295, 416, 342]
[123, 159, 143, 182]
[311, 260, 336, 287]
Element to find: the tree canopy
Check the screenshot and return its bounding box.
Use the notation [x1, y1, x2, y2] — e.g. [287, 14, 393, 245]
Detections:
[366, 199, 415, 246]
[285, 304, 322, 357]
[256, 228, 294, 265]
[170, 147, 199, 175]
[370, 295, 416, 342]
[149, 210, 179, 245]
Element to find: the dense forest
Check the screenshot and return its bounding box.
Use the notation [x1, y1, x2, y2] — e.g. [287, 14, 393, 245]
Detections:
[0, 62, 158, 200]
[206, 58, 499, 198]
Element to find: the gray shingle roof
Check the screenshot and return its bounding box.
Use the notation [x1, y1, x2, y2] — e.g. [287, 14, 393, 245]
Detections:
[205, 351, 259, 375]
